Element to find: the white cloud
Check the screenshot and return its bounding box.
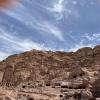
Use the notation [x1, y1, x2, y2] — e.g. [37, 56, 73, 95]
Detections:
[48, 0, 65, 13]
[3, 3, 64, 41]
[33, 21, 65, 41]
[69, 40, 93, 52]
[69, 44, 92, 52]
[46, 0, 79, 20]
[46, 0, 65, 20]
[0, 33, 49, 52]
[0, 28, 51, 60]
[69, 33, 100, 52]
[0, 52, 10, 61]
[82, 33, 100, 41]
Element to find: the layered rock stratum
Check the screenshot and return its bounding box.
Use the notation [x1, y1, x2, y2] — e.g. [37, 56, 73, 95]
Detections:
[0, 45, 100, 100]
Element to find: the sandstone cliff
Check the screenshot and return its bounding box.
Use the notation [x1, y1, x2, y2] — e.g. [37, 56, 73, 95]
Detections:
[0, 45, 100, 100]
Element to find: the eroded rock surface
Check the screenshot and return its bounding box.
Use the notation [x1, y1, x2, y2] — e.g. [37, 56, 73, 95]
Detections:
[0, 45, 100, 100]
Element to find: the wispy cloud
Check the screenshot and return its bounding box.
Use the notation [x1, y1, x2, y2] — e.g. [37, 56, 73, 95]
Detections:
[0, 51, 10, 61]
[3, 2, 64, 41]
[69, 40, 93, 52]
[82, 33, 100, 41]
[46, 0, 79, 20]
[0, 33, 49, 52]
[33, 21, 65, 41]
[46, 0, 65, 20]
[0, 28, 50, 60]
[47, 0, 65, 13]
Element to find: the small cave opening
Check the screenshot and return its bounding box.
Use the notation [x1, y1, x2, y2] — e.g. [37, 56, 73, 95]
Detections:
[46, 83, 50, 86]
[28, 83, 31, 85]
[6, 83, 8, 86]
[59, 94, 63, 97]
[69, 86, 72, 89]
[22, 85, 26, 88]
[74, 85, 86, 89]
[79, 85, 86, 89]
[61, 86, 68, 88]
[52, 86, 55, 88]
[73, 75, 77, 78]
[80, 74, 83, 77]
[28, 98, 34, 100]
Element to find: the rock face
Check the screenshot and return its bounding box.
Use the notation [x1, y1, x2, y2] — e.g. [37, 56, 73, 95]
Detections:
[0, 45, 100, 100]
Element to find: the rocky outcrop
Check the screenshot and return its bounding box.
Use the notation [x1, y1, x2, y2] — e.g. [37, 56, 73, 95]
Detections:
[0, 45, 100, 100]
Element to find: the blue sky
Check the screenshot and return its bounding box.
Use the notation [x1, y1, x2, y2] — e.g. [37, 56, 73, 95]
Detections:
[0, 0, 100, 60]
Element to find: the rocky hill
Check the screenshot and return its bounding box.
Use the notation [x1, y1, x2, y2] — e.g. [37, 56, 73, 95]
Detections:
[0, 45, 100, 100]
